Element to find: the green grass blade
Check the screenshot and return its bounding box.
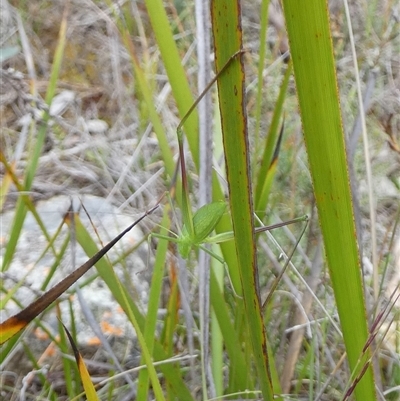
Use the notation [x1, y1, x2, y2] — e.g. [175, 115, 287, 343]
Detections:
[137, 211, 170, 400]
[211, 1, 274, 399]
[253, 0, 270, 160]
[255, 61, 292, 214]
[58, 315, 78, 398]
[119, 29, 177, 182]
[210, 269, 252, 392]
[210, 254, 224, 396]
[144, 0, 199, 165]
[0, 158, 13, 211]
[105, 4, 179, 196]
[0, 152, 56, 254]
[281, 1, 376, 399]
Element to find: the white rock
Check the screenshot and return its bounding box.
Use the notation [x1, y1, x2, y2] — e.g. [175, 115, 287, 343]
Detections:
[86, 119, 108, 134]
[49, 90, 75, 116]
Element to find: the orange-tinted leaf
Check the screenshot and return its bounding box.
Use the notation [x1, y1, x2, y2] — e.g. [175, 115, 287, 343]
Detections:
[61, 321, 99, 401]
[0, 317, 27, 344]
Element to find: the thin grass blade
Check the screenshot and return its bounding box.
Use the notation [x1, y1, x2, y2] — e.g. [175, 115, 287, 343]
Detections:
[137, 211, 170, 400]
[143, 0, 199, 165]
[61, 321, 100, 400]
[255, 62, 292, 214]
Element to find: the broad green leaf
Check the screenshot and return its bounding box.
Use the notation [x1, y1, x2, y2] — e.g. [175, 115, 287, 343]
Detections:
[211, 1, 275, 399]
[281, 1, 376, 399]
[210, 269, 252, 391]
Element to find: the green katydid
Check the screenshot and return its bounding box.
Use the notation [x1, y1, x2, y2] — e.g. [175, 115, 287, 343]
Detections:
[150, 50, 308, 272]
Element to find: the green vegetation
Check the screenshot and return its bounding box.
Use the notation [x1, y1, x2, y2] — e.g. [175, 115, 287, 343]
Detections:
[1, 0, 399, 400]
